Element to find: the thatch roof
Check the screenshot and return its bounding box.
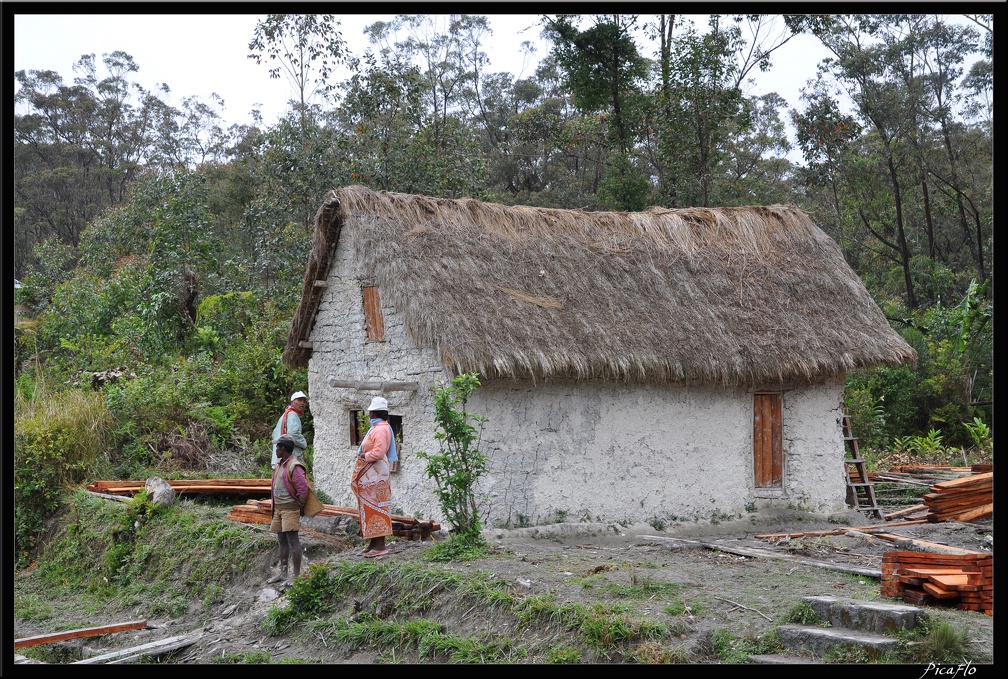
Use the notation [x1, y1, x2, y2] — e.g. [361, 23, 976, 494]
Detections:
[284, 185, 916, 386]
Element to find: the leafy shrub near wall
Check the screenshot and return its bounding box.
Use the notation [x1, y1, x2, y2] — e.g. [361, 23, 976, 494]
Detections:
[416, 373, 488, 557]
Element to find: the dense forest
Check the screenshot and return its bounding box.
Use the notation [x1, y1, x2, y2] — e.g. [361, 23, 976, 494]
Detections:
[13, 14, 993, 568]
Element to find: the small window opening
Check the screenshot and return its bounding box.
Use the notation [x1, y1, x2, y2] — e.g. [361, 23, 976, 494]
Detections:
[350, 410, 402, 448]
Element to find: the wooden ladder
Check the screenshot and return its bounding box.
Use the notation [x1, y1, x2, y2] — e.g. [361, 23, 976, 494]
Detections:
[842, 415, 883, 519]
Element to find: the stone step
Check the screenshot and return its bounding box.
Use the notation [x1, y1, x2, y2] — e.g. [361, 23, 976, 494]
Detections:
[803, 595, 921, 634]
[748, 653, 817, 664]
[776, 624, 901, 658]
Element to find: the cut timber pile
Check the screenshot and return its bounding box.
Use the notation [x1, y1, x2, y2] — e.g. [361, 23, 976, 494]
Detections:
[226, 498, 441, 541]
[881, 551, 993, 615]
[923, 472, 993, 522]
[87, 479, 270, 497]
[870, 464, 991, 487]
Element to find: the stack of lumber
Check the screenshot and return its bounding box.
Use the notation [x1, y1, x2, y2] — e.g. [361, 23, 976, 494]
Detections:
[870, 465, 972, 486]
[226, 498, 441, 541]
[881, 551, 993, 615]
[922, 472, 993, 522]
[87, 479, 271, 497]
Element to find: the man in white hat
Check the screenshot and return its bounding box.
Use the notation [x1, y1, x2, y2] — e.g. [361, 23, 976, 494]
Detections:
[271, 390, 309, 468]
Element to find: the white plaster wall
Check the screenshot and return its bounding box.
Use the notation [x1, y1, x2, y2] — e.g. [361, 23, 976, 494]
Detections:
[776, 378, 850, 514]
[304, 237, 850, 528]
[467, 378, 849, 527]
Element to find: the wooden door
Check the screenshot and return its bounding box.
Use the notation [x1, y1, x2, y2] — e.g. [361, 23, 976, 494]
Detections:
[753, 392, 783, 488]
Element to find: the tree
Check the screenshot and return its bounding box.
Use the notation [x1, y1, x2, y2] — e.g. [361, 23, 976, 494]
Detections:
[247, 15, 349, 233]
[339, 23, 489, 198]
[240, 109, 345, 299]
[248, 14, 348, 127]
[659, 16, 749, 207]
[914, 16, 988, 285]
[14, 52, 162, 274]
[543, 14, 650, 153]
[796, 14, 991, 309]
[805, 15, 921, 308]
[643, 14, 798, 208]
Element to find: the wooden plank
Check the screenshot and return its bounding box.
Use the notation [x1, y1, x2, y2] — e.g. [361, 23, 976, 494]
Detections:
[922, 582, 961, 599]
[225, 513, 271, 525]
[882, 551, 986, 564]
[902, 567, 977, 576]
[949, 503, 993, 522]
[928, 573, 977, 588]
[879, 539, 987, 556]
[84, 490, 133, 504]
[74, 632, 200, 664]
[15, 620, 148, 649]
[883, 503, 929, 519]
[930, 472, 993, 489]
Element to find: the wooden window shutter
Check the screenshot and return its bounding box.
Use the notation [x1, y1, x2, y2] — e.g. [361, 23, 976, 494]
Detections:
[753, 393, 783, 488]
[362, 286, 384, 340]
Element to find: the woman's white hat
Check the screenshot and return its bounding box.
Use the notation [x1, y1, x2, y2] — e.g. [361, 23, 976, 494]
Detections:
[290, 390, 308, 402]
[367, 396, 389, 411]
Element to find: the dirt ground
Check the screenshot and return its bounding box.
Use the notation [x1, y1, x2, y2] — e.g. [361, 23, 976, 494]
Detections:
[16, 505, 993, 665]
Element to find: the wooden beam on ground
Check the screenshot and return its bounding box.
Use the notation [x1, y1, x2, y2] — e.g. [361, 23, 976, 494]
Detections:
[884, 504, 928, 520]
[638, 535, 883, 579]
[84, 490, 133, 503]
[86, 479, 272, 497]
[754, 519, 927, 540]
[14, 620, 148, 649]
[73, 632, 201, 664]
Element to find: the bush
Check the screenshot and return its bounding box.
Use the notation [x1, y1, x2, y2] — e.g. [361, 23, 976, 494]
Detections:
[14, 382, 111, 568]
[416, 374, 488, 551]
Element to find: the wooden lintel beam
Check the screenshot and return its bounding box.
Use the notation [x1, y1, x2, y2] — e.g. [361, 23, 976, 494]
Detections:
[327, 377, 420, 392]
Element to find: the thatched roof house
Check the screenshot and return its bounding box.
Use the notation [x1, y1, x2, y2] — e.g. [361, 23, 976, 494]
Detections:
[285, 185, 916, 529]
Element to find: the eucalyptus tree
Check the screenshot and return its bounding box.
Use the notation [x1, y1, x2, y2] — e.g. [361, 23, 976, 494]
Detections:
[914, 15, 989, 286]
[641, 14, 799, 209]
[711, 92, 796, 206]
[247, 14, 352, 236]
[362, 15, 488, 167]
[540, 14, 653, 210]
[505, 54, 612, 208]
[456, 23, 545, 200]
[798, 15, 922, 308]
[657, 15, 749, 207]
[790, 80, 864, 259]
[796, 14, 991, 309]
[334, 50, 487, 198]
[248, 13, 348, 128]
[14, 52, 162, 276]
[147, 93, 232, 170]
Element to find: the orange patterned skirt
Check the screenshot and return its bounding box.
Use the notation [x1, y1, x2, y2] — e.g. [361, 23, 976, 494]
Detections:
[350, 456, 392, 539]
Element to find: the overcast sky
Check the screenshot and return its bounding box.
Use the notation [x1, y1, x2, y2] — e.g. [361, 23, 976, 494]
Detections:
[13, 13, 554, 128]
[13, 12, 843, 133]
